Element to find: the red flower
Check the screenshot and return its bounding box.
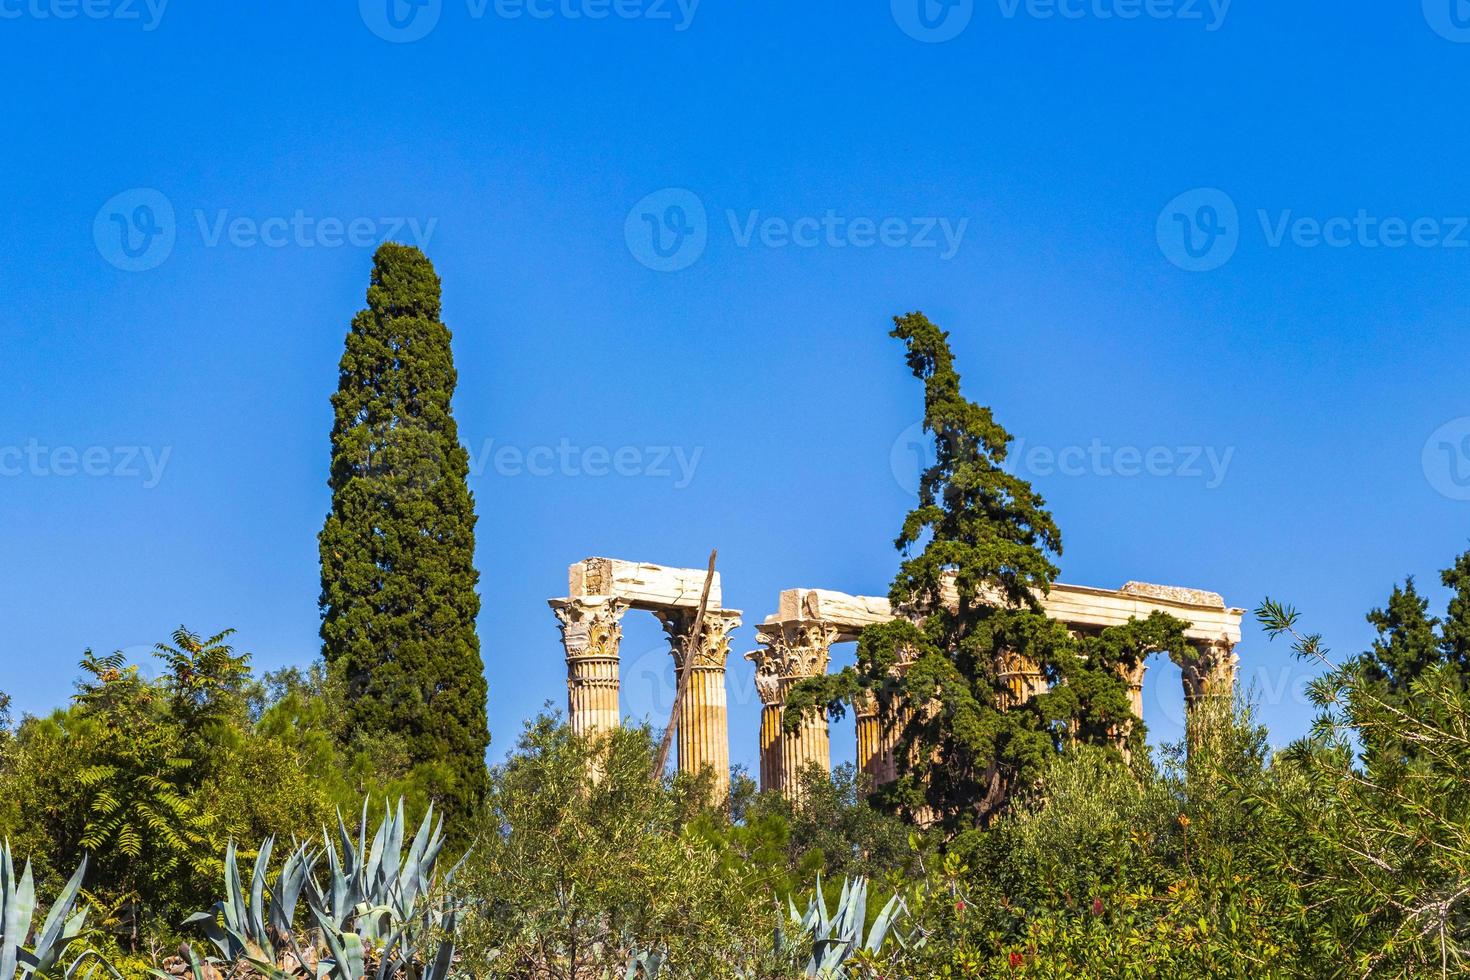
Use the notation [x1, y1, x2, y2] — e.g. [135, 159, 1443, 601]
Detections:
[955, 899, 967, 912]
[1091, 897, 1104, 916]
[1009, 951, 1025, 968]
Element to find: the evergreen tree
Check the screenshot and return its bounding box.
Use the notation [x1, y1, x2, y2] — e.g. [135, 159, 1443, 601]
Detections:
[1349, 548, 1470, 762]
[787, 312, 1174, 831]
[319, 244, 488, 825]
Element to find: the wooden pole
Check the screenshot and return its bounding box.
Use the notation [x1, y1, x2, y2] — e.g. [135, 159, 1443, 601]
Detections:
[653, 549, 717, 780]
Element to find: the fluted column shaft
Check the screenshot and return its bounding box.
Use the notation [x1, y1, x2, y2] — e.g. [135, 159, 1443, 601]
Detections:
[855, 693, 882, 783]
[1113, 660, 1148, 760]
[760, 704, 785, 791]
[747, 620, 837, 801]
[781, 702, 830, 796]
[659, 608, 742, 800]
[678, 660, 730, 794]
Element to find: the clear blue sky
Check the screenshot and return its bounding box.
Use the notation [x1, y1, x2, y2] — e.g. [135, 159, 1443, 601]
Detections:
[3, 1, 1469, 771]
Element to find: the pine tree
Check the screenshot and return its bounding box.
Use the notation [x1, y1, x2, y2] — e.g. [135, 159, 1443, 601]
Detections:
[1350, 549, 1470, 763]
[1360, 578, 1441, 695]
[319, 244, 488, 824]
[786, 312, 1176, 831]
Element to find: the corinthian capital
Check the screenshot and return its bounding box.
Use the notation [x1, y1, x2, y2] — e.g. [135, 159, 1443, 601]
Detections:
[1178, 637, 1240, 703]
[657, 608, 743, 670]
[549, 596, 629, 661]
[745, 619, 839, 706]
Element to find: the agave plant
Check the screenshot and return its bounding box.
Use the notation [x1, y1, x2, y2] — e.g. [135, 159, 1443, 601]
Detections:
[312, 801, 457, 940]
[778, 877, 905, 979]
[182, 800, 466, 980]
[181, 836, 316, 974]
[0, 844, 112, 980]
[620, 950, 664, 979]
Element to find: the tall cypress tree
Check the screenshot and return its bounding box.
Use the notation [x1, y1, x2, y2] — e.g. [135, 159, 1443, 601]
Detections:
[319, 243, 488, 823]
[787, 311, 1179, 831]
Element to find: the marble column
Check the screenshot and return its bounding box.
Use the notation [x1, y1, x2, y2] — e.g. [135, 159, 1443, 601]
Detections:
[549, 596, 630, 736]
[1179, 638, 1240, 750]
[746, 620, 837, 800]
[656, 608, 743, 799]
[854, 691, 884, 784]
[854, 642, 920, 788]
[1113, 659, 1148, 759]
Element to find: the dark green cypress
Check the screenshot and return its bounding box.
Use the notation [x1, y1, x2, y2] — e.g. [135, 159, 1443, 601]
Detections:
[787, 311, 1175, 830]
[319, 243, 489, 823]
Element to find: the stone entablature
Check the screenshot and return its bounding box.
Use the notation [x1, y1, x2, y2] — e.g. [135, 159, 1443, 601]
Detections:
[570, 557, 723, 611]
[748, 579, 1245, 796]
[772, 581, 1243, 646]
[551, 558, 1244, 804]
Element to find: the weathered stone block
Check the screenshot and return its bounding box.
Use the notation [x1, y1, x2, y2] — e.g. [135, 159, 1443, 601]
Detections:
[569, 557, 723, 611]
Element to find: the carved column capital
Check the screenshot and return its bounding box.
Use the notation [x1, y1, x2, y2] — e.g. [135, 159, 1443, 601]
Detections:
[656, 607, 743, 670]
[746, 619, 839, 706]
[997, 649, 1047, 709]
[550, 595, 629, 738]
[1117, 658, 1148, 691]
[1178, 637, 1240, 704]
[549, 596, 630, 661]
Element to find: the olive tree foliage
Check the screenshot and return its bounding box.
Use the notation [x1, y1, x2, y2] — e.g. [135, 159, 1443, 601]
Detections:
[456, 715, 785, 979]
[864, 699, 1339, 978]
[1258, 548, 1470, 978]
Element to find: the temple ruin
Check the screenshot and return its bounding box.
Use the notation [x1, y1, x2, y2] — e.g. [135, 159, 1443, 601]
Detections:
[550, 557, 1244, 800]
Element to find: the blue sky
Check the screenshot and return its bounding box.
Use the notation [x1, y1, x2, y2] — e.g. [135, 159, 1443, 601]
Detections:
[3, 1, 1470, 772]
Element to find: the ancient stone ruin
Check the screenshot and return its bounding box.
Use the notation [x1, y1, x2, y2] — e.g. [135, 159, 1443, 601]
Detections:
[550, 557, 1244, 800]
